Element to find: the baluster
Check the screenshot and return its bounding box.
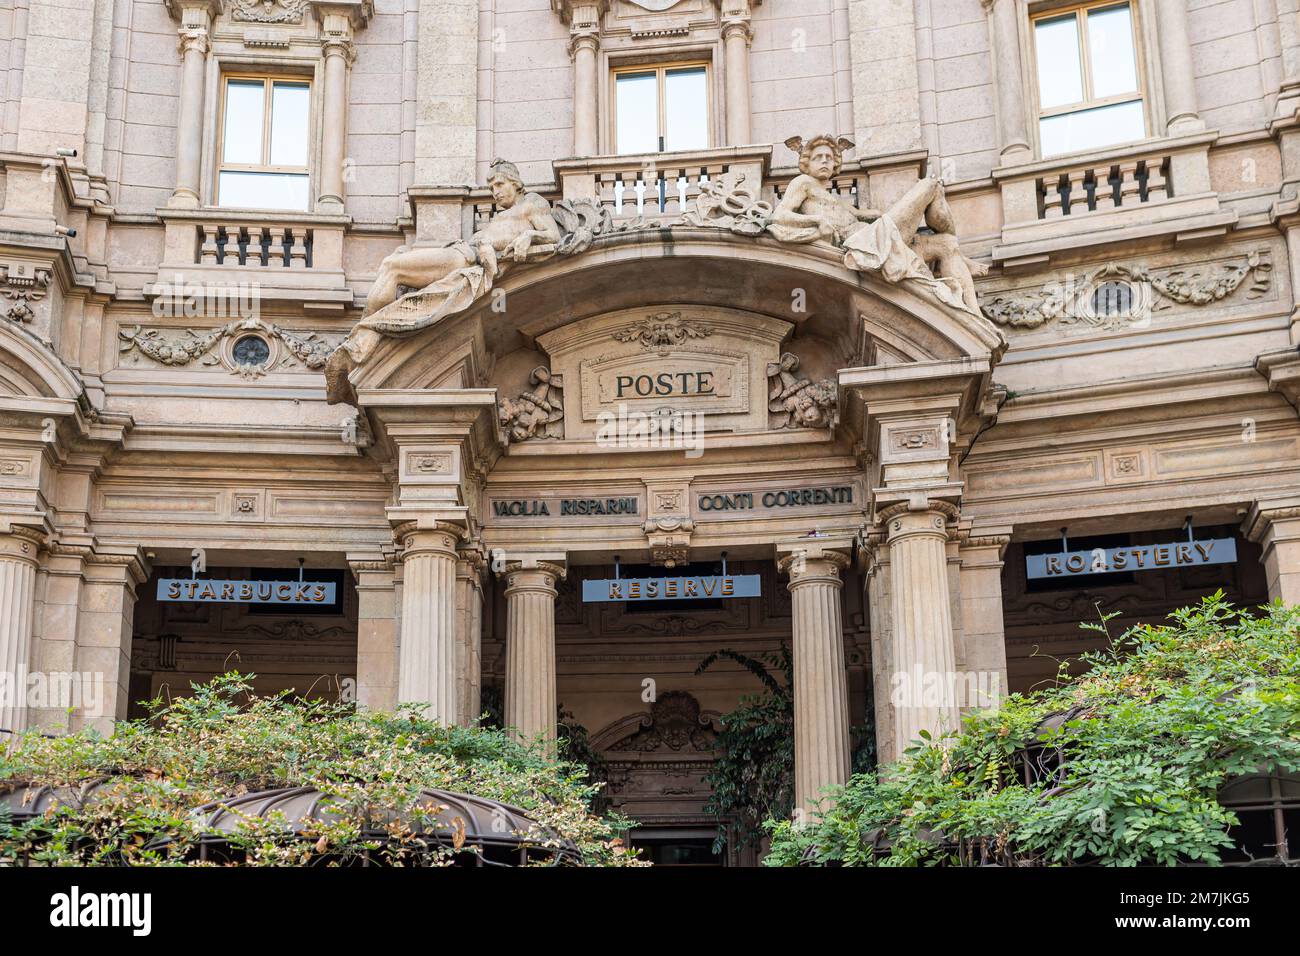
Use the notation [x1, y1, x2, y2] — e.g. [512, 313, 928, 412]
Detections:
[267, 226, 286, 267]
[661, 166, 681, 215]
[199, 224, 219, 265]
[1066, 168, 1093, 215]
[1041, 175, 1067, 219]
[1144, 158, 1168, 202]
[224, 224, 246, 265]
[290, 229, 309, 268]
[1116, 161, 1141, 208]
[601, 172, 619, 215]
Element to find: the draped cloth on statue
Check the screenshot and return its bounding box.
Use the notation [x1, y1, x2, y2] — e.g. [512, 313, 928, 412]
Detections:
[338, 240, 489, 365]
[839, 215, 971, 314]
[765, 212, 973, 316]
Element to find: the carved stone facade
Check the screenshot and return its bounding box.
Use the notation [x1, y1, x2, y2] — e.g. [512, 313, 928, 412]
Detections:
[3, 0, 1300, 865]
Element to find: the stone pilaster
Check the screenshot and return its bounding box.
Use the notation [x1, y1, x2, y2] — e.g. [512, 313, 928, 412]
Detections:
[416, 0, 481, 185]
[778, 539, 852, 814]
[455, 545, 486, 724]
[880, 498, 963, 757]
[348, 552, 399, 711]
[956, 528, 1011, 712]
[395, 520, 462, 723]
[0, 527, 42, 738]
[72, 548, 150, 734]
[500, 556, 565, 745]
[313, 1, 371, 211]
[1243, 499, 1300, 604]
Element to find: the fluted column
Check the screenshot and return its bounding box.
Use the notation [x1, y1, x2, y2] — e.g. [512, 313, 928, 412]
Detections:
[170, 19, 210, 208]
[1155, 0, 1204, 133]
[722, 17, 754, 145]
[779, 544, 851, 814]
[501, 559, 565, 745]
[0, 528, 41, 738]
[396, 522, 461, 723]
[883, 503, 962, 756]
[982, 0, 1031, 163]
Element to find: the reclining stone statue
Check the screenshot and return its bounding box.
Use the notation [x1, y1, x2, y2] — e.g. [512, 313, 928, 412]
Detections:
[768, 135, 987, 314]
[325, 158, 563, 399]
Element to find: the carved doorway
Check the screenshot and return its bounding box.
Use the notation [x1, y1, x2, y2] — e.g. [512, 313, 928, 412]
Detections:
[591, 690, 756, 867]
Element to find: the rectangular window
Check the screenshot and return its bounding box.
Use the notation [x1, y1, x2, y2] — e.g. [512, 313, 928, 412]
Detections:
[613, 63, 710, 155]
[1031, 2, 1146, 157]
[216, 74, 311, 210]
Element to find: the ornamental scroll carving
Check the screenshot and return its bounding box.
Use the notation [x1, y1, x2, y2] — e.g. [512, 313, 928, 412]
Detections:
[767, 352, 838, 430]
[118, 318, 339, 377]
[980, 251, 1273, 331]
[613, 312, 712, 351]
[498, 366, 564, 442]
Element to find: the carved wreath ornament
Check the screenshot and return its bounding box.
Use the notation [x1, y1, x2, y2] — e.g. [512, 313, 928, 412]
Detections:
[230, 0, 309, 23]
[119, 318, 336, 377]
[980, 251, 1272, 331]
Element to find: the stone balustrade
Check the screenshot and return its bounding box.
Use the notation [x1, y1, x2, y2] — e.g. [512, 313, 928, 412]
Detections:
[197, 223, 314, 268]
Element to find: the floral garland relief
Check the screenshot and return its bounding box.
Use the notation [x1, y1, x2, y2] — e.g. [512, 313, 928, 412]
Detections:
[118, 319, 340, 379]
[980, 251, 1273, 332]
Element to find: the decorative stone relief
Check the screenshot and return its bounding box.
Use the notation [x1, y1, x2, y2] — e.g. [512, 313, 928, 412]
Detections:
[118, 318, 339, 377]
[606, 691, 719, 753]
[1, 263, 51, 326]
[677, 171, 772, 236]
[767, 352, 838, 430]
[613, 312, 712, 351]
[230, 0, 309, 23]
[981, 251, 1273, 331]
[498, 366, 565, 442]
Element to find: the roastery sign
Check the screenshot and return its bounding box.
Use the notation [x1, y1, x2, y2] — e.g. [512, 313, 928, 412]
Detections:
[157, 578, 337, 604]
[1025, 537, 1237, 580]
[582, 574, 761, 603]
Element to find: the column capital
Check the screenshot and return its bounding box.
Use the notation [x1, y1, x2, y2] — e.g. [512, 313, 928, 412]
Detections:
[177, 27, 210, 57]
[568, 31, 600, 59]
[321, 35, 358, 63]
[0, 526, 43, 566]
[393, 519, 464, 558]
[164, 0, 223, 24]
[776, 535, 854, 585]
[311, 0, 374, 33]
[498, 553, 567, 587]
[1242, 497, 1300, 543]
[551, 0, 607, 24]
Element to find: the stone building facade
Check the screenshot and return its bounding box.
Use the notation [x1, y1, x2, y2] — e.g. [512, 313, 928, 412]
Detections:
[2, 0, 1299, 864]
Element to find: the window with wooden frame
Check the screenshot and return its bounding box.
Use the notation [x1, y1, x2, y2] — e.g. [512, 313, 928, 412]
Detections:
[1030, 1, 1147, 157]
[216, 73, 311, 210]
[612, 62, 710, 155]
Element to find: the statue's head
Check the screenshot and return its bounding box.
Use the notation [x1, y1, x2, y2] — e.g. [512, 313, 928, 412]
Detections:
[785, 135, 855, 181]
[487, 158, 525, 207]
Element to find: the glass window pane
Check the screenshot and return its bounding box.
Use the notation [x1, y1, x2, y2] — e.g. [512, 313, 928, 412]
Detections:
[218, 171, 309, 210]
[269, 82, 310, 168]
[664, 67, 708, 152]
[222, 79, 265, 164]
[616, 71, 659, 155]
[1034, 14, 1085, 109]
[1087, 4, 1139, 99]
[1039, 98, 1145, 156]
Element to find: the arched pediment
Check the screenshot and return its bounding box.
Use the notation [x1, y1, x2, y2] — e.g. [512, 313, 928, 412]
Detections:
[350, 230, 1006, 399]
[0, 322, 86, 409]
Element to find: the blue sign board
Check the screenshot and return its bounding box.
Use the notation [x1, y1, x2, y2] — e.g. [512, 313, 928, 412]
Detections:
[1026, 537, 1236, 580]
[582, 574, 761, 603]
[157, 578, 337, 605]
